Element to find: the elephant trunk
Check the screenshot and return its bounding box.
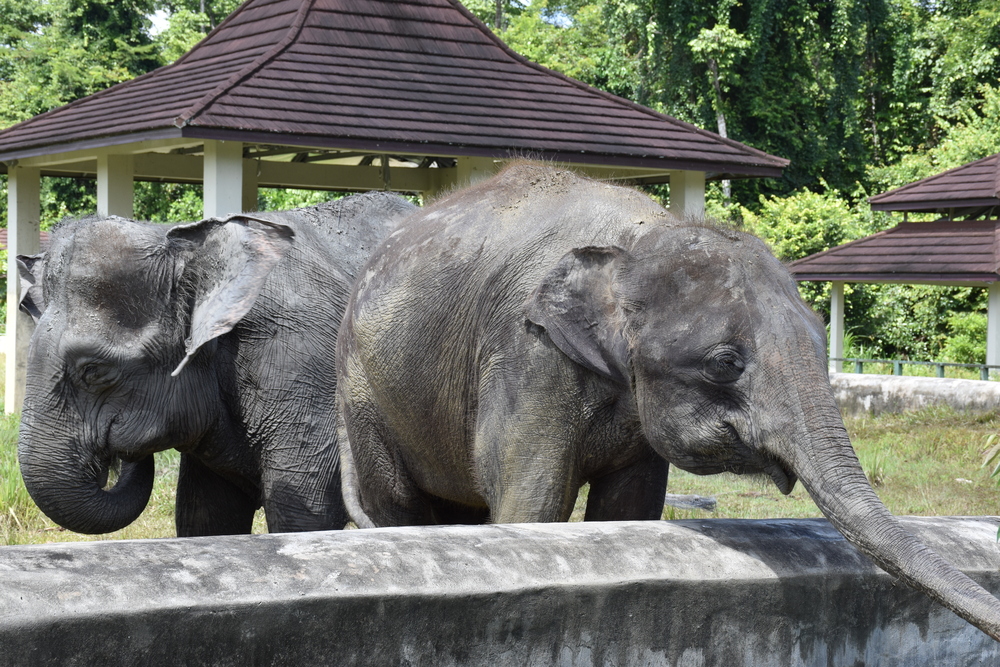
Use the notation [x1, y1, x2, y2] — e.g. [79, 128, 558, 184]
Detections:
[18, 415, 155, 535]
[781, 371, 1000, 641]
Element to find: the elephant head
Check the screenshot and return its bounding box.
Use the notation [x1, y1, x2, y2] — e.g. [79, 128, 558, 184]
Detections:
[527, 223, 1000, 640]
[17, 214, 293, 534]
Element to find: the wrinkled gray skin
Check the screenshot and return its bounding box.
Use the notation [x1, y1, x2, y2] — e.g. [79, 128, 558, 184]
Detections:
[337, 164, 1000, 640]
[18, 192, 416, 536]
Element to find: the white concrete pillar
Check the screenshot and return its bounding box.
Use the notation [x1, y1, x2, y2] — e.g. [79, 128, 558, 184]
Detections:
[987, 282, 1000, 375]
[668, 170, 706, 220]
[96, 154, 134, 217]
[454, 157, 497, 187]
[242, 159, 259, 213]
[203, 140, 244, 218]
[5, 166, 41, 413]
[829, 281, 845, 373]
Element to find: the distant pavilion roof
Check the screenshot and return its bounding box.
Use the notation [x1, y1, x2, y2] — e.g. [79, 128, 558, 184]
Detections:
[0, 0, 786, 177]
[868, 153, 1000, 216]
[788, 219, 1000, 286]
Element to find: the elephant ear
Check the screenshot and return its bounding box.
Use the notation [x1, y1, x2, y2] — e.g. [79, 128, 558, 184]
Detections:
[17, 253, 46, 323]
[166, 215, 295, 376]
[525, 246, 629, 385]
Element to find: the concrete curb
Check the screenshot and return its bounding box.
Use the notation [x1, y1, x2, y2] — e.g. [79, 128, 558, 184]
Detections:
[2, 517, 999, 665]
[831, 372, 1000, 416]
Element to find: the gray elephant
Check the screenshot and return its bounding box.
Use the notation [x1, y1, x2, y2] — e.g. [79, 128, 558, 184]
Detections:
[17, 192, 416, 536]
[336, 164, 1000, 640]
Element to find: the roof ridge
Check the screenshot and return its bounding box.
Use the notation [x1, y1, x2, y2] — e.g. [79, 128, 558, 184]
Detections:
[441, 0, 788, 168]
[869, 153, 999, 203]
[174, 0, 316, 128]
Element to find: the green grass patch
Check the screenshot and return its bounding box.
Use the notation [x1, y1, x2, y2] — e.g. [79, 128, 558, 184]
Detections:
[0, 418, 267, 545]
[3, 407, 999, 544]
[572, 406, 1000, 522]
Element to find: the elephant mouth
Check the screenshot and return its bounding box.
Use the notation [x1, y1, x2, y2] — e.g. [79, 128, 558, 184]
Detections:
[765, 460, 797, 495]
[724, 423, 798, 495]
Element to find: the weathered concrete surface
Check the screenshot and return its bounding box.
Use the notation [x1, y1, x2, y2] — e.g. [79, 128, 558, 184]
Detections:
[831, 372, 1000, 416]
[1, 518, 999, 666]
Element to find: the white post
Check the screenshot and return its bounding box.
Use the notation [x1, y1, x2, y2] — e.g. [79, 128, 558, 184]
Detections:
[987, 282, 1000, 376]
[203, 140, 244, 218]
[96, 154, 134, 217]
[829, 281, 845, 374]
[5, 166, 41, 413]
[669, 170, 706, 220]
[454, 157, 497, 187]
[242, 158, 259, 213]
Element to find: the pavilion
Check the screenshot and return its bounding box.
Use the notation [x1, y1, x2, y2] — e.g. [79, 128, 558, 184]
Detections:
[789, 153, 1000, 373]
[0, 0, 787, 411]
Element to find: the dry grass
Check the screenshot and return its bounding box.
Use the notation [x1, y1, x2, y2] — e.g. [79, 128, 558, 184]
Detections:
[2, 407, 999, 544]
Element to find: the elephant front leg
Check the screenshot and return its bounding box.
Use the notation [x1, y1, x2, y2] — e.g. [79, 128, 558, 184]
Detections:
[584, 449, 668, 521]
[175, 454, 259, 536]
[474, 392, 582, 524]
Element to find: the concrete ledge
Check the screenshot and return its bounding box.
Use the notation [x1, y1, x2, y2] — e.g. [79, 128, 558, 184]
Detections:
[2, 518, 1000, 665]
[831, 372, 1000, 416]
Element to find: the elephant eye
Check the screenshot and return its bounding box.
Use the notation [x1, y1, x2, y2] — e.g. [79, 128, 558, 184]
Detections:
[703, 348, 746, 384]
[76, 360, 119, 389]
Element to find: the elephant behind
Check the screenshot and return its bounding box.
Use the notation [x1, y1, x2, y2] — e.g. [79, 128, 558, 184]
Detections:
[17, 192, 417, 536]
[336, 164, 1000, 640]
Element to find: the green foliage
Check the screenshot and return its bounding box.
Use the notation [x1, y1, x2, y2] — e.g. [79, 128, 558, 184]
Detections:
[939, 311, 988, 364]
[869, 83, 1000, 193]
[134, 182, 203, 222]
[0, 415, 31, 523]
[493, 0, 639, 98]
[154, 0, 243, 32]
[155, 9, 212, 63]
[257, 188, 345, 212]
[0, 0, 160, 126]
[738, 185, 880, 317]
[739, 187, 872, 262]
[853, 284, 987, 360]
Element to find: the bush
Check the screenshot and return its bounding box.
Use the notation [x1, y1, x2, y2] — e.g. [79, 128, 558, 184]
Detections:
[939, 311, 988, 364]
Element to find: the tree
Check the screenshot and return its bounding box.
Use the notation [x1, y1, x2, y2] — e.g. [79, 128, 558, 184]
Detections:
[0, 0, 160, 126]
[689, 21, 750, 203]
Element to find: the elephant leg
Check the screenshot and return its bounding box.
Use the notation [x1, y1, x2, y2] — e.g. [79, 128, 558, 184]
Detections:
[260, 437, 349, 533]
[347, 401, 435, 527]
[175, 454, 259, 537]
[474, 369, 581, 524]
[584, 450, 668, 521]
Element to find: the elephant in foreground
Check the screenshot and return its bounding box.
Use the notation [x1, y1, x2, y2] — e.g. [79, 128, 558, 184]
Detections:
[336, 164, 1000, 640]
[17, 192, 416, 536]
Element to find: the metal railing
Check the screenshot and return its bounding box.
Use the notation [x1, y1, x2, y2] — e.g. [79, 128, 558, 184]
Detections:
[830, 358, 1000, 381]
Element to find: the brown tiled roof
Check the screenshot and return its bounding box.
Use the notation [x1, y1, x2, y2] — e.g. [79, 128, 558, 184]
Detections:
[0, 229, 50, 252]
[869, 154, 1000, 213]
[788, 220, 1000, 284]
[0, 0, 787, 176]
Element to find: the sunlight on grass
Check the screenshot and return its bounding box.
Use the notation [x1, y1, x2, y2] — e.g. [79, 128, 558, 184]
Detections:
[2, 406, 999, 544]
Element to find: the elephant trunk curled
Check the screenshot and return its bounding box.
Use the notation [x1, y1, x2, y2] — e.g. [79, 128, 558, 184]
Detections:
[18, 401, 154, 535]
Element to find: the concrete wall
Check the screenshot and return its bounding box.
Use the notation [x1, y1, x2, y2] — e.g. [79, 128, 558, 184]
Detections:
[831, 372, 1000, 416]
[2, 517, 999, 666]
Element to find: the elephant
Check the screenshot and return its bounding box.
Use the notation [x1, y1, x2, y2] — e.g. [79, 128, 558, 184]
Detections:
[17, 191, 416, 537]
[336, 164, 1000, 640]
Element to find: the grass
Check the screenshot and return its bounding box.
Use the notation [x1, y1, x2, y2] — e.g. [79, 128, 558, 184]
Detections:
[2, 407, 999, 545]
[0, 428, 267, 546]
[572, 406, 1000, 522]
